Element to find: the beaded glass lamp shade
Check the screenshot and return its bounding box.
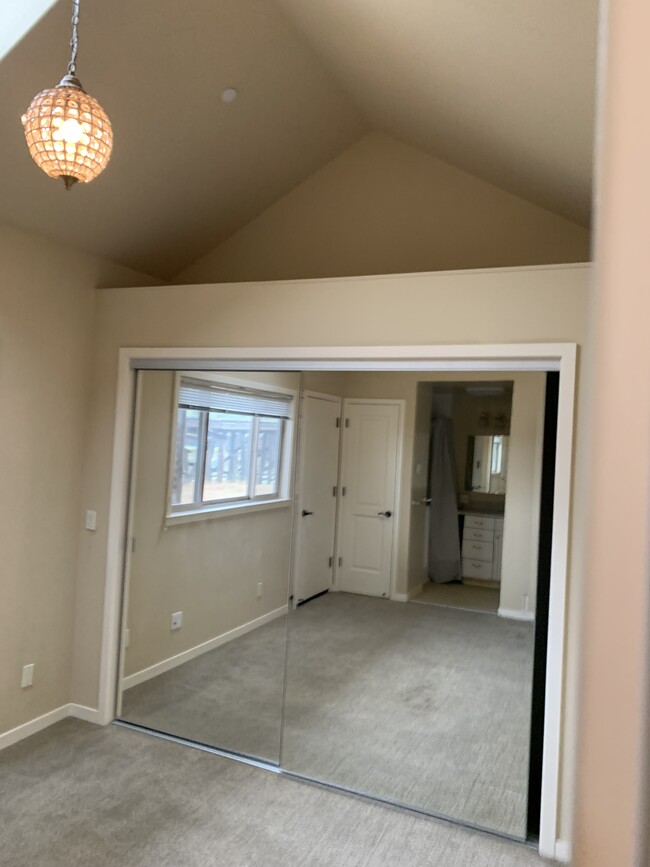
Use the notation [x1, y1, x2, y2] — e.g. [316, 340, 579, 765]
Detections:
[21, 75, 113, 189]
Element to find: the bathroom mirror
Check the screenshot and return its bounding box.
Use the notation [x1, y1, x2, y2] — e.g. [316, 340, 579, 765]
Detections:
[466, 435, 510, 494]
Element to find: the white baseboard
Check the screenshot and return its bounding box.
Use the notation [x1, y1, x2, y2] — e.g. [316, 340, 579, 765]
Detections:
[390, 592, 409, 602]
[68, 703, 101, 724]
[554, 839, 571, 863]
[408, 582, 424, 600]
[0, 705, 70, 751]
[123, 604, 288, 690]
[0, 702, 101, 752]
[498, 607, 535, 622]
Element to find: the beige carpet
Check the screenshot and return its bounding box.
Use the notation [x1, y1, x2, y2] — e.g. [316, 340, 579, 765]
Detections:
[283, 593, 534, 839]
[413, 580, 501, 613]
[122, 593, 534, 839]
[0, 719, 551, 866]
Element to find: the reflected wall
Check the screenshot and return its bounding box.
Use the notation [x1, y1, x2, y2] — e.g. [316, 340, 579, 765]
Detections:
[117, 369, 299, 762]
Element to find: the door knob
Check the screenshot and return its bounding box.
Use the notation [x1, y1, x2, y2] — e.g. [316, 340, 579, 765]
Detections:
[378, 511, 392, 518]
[302, 510, 313, 517]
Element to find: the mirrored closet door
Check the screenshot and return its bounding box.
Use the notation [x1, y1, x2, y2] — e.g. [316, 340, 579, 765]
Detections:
[117, 369, 299, 763]
[117, 367, 551, 841]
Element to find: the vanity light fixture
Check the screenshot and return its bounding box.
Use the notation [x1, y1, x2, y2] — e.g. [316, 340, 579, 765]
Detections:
[21, 0, 113, 189]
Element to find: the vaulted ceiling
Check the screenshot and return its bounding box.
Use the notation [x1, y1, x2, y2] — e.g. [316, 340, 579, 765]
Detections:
[0, 0, 599, 280]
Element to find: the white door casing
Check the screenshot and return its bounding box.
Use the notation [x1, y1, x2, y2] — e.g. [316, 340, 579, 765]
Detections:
[98, 343, 577, 860]
[337, 400, 402, 598]
[293, 393, 342, 604]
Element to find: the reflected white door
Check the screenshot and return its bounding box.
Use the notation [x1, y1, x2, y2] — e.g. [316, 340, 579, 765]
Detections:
[338, 401, 401, 597]
[294, 394, 342, 604]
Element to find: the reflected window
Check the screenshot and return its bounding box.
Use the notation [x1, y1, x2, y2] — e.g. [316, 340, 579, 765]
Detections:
[491, 436, 503, 475]
[170, 378, 293, 512]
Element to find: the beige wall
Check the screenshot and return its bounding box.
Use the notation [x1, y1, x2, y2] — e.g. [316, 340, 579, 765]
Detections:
[71, 264, 589, 839]
[573, 0, 650, 862]
[0, 221, 158, 736]
[177, 133, 590, 284]
[123, 371, 296, 679]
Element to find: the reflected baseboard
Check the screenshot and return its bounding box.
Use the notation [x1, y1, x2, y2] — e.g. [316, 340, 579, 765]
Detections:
[498, 607, 535, 622]
[122, 605, 288, 691]
[391, 582, 424, 603]
[554, 839, 571, 863]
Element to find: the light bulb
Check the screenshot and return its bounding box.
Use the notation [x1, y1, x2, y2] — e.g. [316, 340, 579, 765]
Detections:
[59, 118, 84, 143]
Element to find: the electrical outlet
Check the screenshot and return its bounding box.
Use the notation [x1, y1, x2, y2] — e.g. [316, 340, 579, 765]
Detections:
[256, 582, 263, 598]
[170, 611, 183, 631]
[21, 664, 34, 688]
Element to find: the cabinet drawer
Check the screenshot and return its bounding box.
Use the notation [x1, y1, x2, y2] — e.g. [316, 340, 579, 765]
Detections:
[464, 515, 496, 530]
[462, 539, 494, 561]
[463, 527, 494, 543]
[462, 558, 493, 581]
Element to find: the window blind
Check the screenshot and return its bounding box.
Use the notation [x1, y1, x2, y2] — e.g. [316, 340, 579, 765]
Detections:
[179, 378, 293, 418]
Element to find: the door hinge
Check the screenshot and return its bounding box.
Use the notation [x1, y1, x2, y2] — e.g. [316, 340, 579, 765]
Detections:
[332, 485, 337, 497]
[341, 486, 347, 497]
[329, 556, 333, 568]
[130, 537, 136, 554]
[338, 557, 343, 567]
[336, 417, 341, 428]
[345, 418, 350, 428]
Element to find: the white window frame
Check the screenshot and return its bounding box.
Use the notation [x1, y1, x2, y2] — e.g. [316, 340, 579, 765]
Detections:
[165, 372, 297, 524]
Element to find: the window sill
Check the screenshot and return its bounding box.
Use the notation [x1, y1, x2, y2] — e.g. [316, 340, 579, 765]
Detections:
[165, 498, 292, 527]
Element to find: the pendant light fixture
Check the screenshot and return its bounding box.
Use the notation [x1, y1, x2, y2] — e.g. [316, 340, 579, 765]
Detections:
[21, 0, 113, 190]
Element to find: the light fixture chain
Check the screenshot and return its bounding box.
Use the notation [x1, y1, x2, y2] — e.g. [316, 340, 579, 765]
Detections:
[67, 0, 80, 76]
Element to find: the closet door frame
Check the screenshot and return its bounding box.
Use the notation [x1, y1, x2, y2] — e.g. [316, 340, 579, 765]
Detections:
[98, 342, 577, 862]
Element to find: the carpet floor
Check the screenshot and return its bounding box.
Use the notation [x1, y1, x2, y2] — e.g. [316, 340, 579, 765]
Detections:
[0, 719, 552, 867]
[121, 615, 287, 763]
[283, 594, 534, 838]
[122, 593, 534, 840]
[412, 581, 501, 613]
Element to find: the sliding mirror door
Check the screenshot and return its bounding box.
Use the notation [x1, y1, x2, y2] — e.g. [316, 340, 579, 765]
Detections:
[117, 369, 299, 763]
[282, 371, 548, 839]
[116, 366, 553, 839]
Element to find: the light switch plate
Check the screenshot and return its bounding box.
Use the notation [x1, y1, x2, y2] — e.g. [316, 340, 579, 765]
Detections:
[85, 510, 97, 531]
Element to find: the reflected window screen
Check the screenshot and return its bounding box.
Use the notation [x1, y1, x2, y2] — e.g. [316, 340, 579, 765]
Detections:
[171, 378, 291, 510]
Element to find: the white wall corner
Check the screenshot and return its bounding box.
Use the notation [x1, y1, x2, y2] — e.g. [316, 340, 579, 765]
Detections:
[67, 703, 101, 724]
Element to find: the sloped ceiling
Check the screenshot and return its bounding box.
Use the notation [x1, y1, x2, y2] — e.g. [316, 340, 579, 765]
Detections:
[276, 0, 599, 227]
[0, 0, 367, 279]
[0, 0, 598, 280]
